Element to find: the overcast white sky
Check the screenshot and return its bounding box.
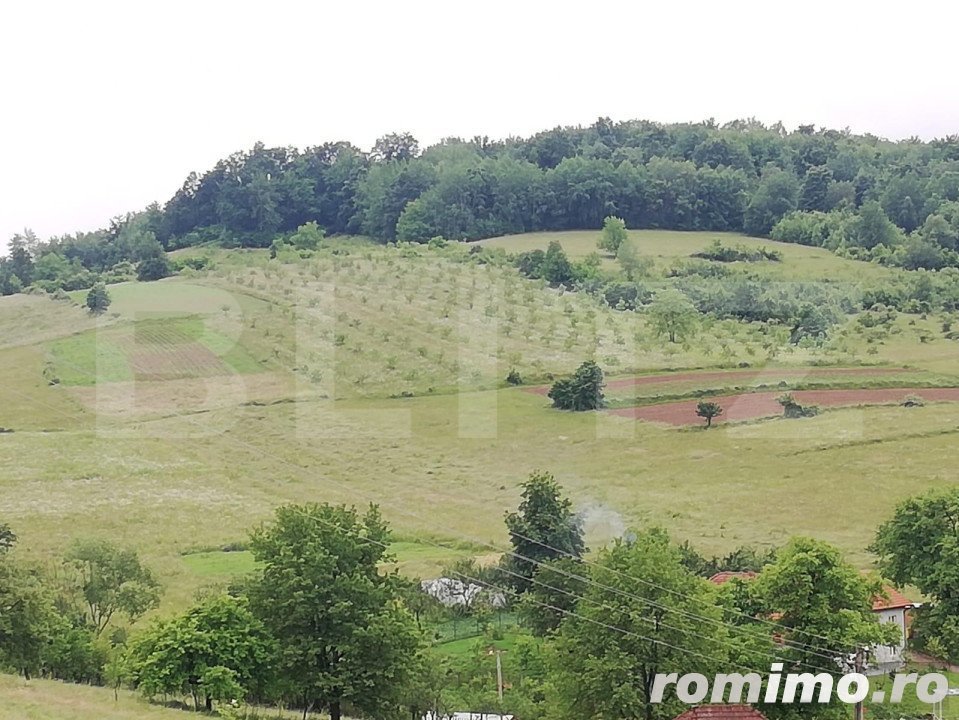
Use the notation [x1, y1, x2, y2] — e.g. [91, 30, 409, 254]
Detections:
[2, 0, 958, 255]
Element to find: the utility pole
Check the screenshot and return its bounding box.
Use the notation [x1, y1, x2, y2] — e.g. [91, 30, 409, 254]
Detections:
[854, 647, 865, 720]
[488, 647, 504, 702]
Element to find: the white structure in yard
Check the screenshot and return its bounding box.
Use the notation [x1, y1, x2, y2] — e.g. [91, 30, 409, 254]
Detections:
[423, 713, 513, 720]
[420, 577, 508, 609]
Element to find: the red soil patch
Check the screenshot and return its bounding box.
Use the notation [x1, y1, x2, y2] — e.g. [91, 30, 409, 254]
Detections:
[610, 388, 959, 426]
[525, 367, 914, 396]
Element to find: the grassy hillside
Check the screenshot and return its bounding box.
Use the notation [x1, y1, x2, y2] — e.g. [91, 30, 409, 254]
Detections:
[477, 228, 897, 281]
[2, 232, 959, 715]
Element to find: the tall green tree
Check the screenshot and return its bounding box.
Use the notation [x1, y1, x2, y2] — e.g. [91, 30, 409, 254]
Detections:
[65, 539, 161, 636]
[549, 529, 729, 720]
[754, 537, 897, 700]
[503, 471, 585, 593]
[0, 555, 61, 679]
[646, 288, 698, 343]
[598, 215, 628, 254]
[744, 166, 800, 236]
[248, 503, 421, 720]
[873, 488, 959, 660]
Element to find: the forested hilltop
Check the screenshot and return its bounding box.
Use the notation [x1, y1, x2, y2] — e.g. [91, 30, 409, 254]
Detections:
[3, 116, 959, 294]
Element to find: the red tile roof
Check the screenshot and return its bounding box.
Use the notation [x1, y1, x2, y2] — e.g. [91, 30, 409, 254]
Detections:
[673, 705, 768, 720]
[872, 585, 919, 611]
[708, 571, 758, 585]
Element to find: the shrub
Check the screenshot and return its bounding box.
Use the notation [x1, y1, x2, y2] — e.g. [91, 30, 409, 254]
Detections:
[506, 368, 523, 386]
[777, 393, 819, 418]
[548, 361, 605, 411]
[901, 394, 925, 408]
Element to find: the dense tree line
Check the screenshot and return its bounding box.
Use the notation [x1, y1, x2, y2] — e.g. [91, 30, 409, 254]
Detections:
[5, 117, 959, 296]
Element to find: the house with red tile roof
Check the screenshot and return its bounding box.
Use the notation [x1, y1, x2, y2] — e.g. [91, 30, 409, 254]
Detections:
[673, 704, 768, 720]
[871, 585, 921, 674]
[707, 572, 919, 674]
[708, 571, 757, 585]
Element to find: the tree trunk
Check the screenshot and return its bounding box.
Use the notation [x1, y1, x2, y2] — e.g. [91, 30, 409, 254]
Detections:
[206, 695, 213, 712]
[330, 699, 342, 720]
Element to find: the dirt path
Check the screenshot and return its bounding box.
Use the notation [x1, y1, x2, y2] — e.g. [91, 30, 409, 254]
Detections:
[608, 387, 959, 426]
[525, 366, 916, 396]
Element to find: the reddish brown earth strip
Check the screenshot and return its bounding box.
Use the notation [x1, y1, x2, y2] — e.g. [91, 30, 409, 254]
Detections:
[525, 367, 914, 396]
[609, 388, 959, 426]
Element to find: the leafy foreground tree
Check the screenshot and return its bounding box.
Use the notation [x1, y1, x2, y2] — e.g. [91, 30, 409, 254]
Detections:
[85, 282, 111, 314]
[695, 400, 723, 427]
[548, 528, 729, 720]
[873, 488, 959, 661]
[548, 360, 605, 410]
[503, 471, 585, 594]
[248, 503, 422, 720]
[65, 539, 161, 636]
[753, 537, 897, 720]
[0, 553, 61, 679]
[127, 594, 276, 712]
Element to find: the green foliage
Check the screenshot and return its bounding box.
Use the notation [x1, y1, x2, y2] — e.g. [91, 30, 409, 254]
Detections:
[247, 503, 421, 720]
[744, 165, 799, 236]
[502, 471, 585, 593]
[85, 283, 111, 314]
[646, 287, 698, 343]
[548, 528, 729, 720]
[695, 400, 723, 427]
[547, 360, 605, 410]
[0, 523, 16, 553]
[615, 234, 650, 280]
[754, 538, 898, 679]
[127, 594, 275, 711]
[289, 221, 326, 251]
[777, 393, 820, 418]
[136, 254, 171, 282]
[597, 215, 628, 254]
[0, 555, 61, 678]
[692, 238, 782, 262]
[517, 556, 587, 635]
[65, 539, 161, 636]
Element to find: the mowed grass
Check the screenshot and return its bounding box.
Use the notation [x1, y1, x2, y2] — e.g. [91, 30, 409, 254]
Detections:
[0, 241, 956, 603]
[477, 229, 896, 281]
[5, 385, 959, 618]
[0, 673, 304, 719]
[49, 315, 264, 386]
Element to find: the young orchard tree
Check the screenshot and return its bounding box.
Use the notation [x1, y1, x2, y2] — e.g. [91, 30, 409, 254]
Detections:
[548, 360, 605, 410]
[597, 215, 628, 255]
[503, 471, 585, 593]
[695, 400, 723, 427]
